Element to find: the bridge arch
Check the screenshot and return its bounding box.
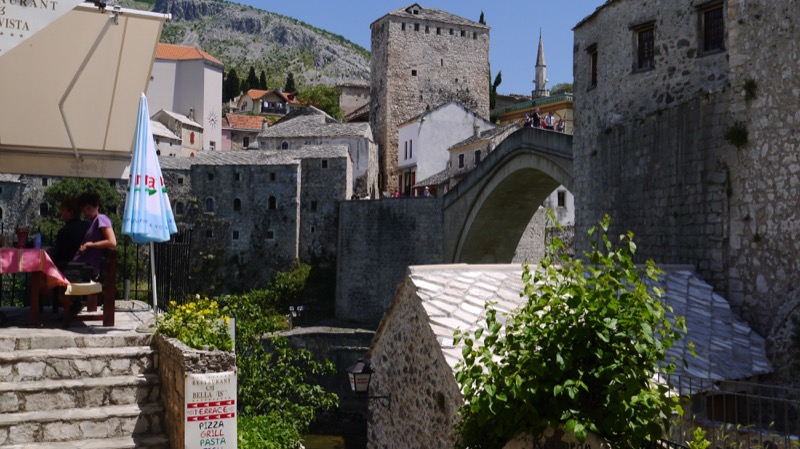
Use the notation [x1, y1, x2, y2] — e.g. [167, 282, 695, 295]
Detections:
[443, 128, 573, 263]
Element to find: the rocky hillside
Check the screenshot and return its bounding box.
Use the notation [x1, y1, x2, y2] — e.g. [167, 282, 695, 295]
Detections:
[113, 0, 370, 88]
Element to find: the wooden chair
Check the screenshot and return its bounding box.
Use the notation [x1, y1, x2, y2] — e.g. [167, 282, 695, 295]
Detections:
[61, 251, 117, 327]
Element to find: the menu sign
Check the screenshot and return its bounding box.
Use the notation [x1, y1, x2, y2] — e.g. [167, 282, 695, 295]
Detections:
[185, 372, 237, 449]
[0, 0, 84, 57]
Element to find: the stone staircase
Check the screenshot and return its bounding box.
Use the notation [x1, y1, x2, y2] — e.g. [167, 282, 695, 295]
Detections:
[0, 332, 170, 448]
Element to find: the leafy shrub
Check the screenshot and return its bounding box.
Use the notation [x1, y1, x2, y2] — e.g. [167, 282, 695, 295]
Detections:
[157, 297, 233, 351]
[238, 413, 300, 449]
[454, 215, 687, 449]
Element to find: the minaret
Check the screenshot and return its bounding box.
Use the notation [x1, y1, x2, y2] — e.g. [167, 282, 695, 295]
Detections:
[532, 29, 549, 99]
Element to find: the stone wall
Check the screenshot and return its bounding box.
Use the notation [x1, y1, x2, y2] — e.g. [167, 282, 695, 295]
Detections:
[370, 6, 490, 194]
[572, 0, 800, 376]
[153, 334, 236, 449]
[299, 156, 351, 262]
[336, 198, 444, 325]
[367, 277, 463, 449]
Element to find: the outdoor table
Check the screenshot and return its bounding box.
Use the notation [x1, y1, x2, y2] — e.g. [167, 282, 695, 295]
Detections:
[0, 248, 70, 326]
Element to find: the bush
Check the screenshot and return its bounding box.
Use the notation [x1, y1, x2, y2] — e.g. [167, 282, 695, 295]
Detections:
[454, 215, 687, 449]
[156, 297, 233, 351]
[238, 413, 300, 449]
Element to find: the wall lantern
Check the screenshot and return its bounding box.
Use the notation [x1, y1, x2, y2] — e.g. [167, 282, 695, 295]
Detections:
[346, 359, 391, 407]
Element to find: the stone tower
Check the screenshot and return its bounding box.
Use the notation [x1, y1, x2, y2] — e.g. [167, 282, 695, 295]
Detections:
[370, 3, 490, 194]
[532, 30, 549, 99]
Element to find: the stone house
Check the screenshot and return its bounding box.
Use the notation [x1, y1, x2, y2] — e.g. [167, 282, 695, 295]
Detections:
[151, 120, 182, 157]
[147, 43, 223, 152]
[259, 107, 379, 197]
[397, 101, 493, 196]
[335, 81, 370, 118]
[236, 89, 299, 115]
[159, 145, 352, 292]
[151, 110, 205, 157]
[370, 3, 490, 194]
[366, 264, 771, 449]
[572, 0, 800, 381]
[221, 114, 266, 151]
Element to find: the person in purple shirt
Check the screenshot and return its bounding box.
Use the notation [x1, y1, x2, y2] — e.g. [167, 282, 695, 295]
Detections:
[73, 192, 117, 278]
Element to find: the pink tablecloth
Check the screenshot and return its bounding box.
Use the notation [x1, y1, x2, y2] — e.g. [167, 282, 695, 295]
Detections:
[0, 248, 70, 286]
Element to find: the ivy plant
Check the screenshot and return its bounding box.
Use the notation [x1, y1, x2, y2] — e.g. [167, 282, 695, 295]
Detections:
[454, 215, 688, 449]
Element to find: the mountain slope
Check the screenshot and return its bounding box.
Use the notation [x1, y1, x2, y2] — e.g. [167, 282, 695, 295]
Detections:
[115, 0, 371, 88]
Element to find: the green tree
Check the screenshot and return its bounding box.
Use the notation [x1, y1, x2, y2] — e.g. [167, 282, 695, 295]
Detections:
[490, 70, 502, 110]
[283, 72, 296, 93]
[259, 70, 268, 90]
[223, 68, 241, 103]
[241, 66, 258, 93]
[300, 84, 342, 119]
[454, 215, 688, 449]
[479, 10, 485, 25]
[550, 82, 574, 95]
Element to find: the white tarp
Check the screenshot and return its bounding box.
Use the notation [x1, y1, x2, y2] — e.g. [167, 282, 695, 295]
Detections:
[0, 4, 169, 179]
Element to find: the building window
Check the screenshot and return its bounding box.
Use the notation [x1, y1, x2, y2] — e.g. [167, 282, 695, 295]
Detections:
[109, 179, 116, 187]
[177, 177, 184, 185]
[401, 22, 406, 31]
[310, 226, 316, 234]
[473, 32, 477, 39]
[321, 159, 329, 169]
[411, 69, 417, 76]
[458, 153, 465, 168]
[436, 27, 441, 35]
[270, 172, 276, 181]
[587, 44, 598, 89]
[207, 172, 214, 181]
[404, 141, 408, 160]
[281, 141, 289, 150]
[175, 202, 184, 215]
[460, 30, 465, 37]
[266, 230, 275, 240]
[209, 141, 216, 151]
[635, 23, 655, 70]
[474, 150, 481, 165]
[235, 172, 241, 181]
[243, 137, 250, 148]
[234, 198, 242, 212]
[205, 230, 213, 239]
[557, 190, 567, 208]
[268, 196, 277, 210]
[449, 28, 454, 35]
[409, 140, 413, 159]
[233, 230, 240, 240]
[39, 203, 49, 216]
[425, 25, 429, 33]
[205, 197, 214, 212]
[414, 23, 419, 31]
[311, 201, 318, 211]
[700, 3, 724, 53]
[42, 177, 48, 187]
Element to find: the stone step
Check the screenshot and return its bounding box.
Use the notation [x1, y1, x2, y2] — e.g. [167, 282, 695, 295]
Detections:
[0, 334, 152, 352]
[0, 375, 161, 413]
[0, 434, 170, 449]
[0, 347, 154, 382]
[0, 403, 164, 445]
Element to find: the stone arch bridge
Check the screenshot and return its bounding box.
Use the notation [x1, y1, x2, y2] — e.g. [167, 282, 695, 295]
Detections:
[442, 127, 573, 263]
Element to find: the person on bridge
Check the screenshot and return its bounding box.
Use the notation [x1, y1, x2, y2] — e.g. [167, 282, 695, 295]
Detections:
[532, 109, 541, 128]
[544, 111, 556, 130]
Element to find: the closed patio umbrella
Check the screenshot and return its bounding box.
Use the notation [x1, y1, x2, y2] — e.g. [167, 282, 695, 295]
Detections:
[122, 93, 177, 311]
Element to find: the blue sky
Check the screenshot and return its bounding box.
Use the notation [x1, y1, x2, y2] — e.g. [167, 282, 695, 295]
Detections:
[237, 1, 604, 95]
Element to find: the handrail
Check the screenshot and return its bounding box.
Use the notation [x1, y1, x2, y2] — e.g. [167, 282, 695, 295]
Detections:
[491, 93, 574, 117]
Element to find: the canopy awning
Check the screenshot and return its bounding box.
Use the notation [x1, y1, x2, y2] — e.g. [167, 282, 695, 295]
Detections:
[0, 4, 169, 179]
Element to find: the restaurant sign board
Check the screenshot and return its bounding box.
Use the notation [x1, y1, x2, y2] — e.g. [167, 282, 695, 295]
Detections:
[185, 371, 237, 449]
[0, 0, 84, 58]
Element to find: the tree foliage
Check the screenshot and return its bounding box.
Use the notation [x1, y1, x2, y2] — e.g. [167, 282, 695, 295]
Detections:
[224, 68, 241, 103]
[284, 72, 296, 93]
[259, 70, 268, 90]
[550, 82, 574, 95]
[479, 10, 485, 25]
[454, 215, 688, 449]
[489, 70, 502, 110]
[300, 85, 342, 120]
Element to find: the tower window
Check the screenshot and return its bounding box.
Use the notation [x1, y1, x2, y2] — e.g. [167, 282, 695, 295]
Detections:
[449, 28, 454, 35]
[321, 159, 329, 169]
[175, 202, 184, 215]
[700, 2, 724, 53]
[425, 25, 429, 33]
[267, 230, 275, 240]
[205, 197, 214, 212]
[270, 172, 276, 181]
[401, 23, 406, 31]
[310, 226, 316, 234]
[436, 27, 441, 35]
[207, 172, 214, 181]
[587, 44, 598, 89]
[39, 203, 49, 216]
[311, 201, 318, 212]
[281, 141, 289, 150]
[635, 23, 655, 70]
[235, 172, 241, 181]
[234, 198, 242, 212]
[177, 177, 184, 185]
[233, 230, 240, 240]
[205, 230, 213, 239]
[412, 70, 417, 76]
[414, 23, 419, 31]
[460, 30, 465, 37]
[268, 196, 277, 210]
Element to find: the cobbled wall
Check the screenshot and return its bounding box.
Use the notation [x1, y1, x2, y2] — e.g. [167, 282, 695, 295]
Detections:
[336, 198, 444, 324]
[573, 0, 800, 376]
[153, 334, 235, 449]
[367, 277, 463, 449]
[370, 6, 490, 194]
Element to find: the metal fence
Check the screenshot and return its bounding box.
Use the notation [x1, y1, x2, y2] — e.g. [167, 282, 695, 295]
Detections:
[661, 374, 800, 449]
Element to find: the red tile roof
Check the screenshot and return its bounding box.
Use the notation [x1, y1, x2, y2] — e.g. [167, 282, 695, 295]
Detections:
[155, 43, 223, 67]
[223, 114, 266, 131]
[245, 89, 270, 101]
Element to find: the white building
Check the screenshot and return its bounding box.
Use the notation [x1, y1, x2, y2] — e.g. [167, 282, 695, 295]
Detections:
[397, 102, 493, 196]
[147, 43, 223, 152]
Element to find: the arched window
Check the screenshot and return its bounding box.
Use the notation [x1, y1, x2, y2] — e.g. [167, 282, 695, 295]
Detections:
[175, 202, 184, 215]
[205, 197, 214, 212]
[281, 141, 289, 150]
[234, 198, 242, 212]
[268, 196, 277, 210]
[39, 203, 49, 216]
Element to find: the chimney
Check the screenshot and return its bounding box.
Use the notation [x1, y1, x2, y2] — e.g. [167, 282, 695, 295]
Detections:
[188, 108, 195, 121]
